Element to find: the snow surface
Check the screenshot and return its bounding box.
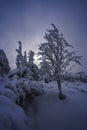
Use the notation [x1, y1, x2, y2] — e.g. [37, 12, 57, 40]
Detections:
[0, 95, 29, 130]
[26, 81, 87, 130]
[0, 75, 44, 130]
[0, 77, 87, 130]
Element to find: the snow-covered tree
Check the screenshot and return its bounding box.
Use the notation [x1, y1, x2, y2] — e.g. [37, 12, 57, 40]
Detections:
[16, 41, 27, 67]
[38, 24, 82, 99]
[39, 59, 52, 82]
[28, 50, 34, 68]
[28, 50, 39, 80]
[15, 42, 39, 80]
[24, 51, 27, 65]
[0, 49, 10, 75]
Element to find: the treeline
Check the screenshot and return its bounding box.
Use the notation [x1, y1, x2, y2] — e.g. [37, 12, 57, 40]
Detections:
[64, 72, 87, 83]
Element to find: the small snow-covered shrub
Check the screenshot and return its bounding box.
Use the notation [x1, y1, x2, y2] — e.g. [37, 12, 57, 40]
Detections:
[0, 74, 44, 108]
[29, 81, 44, 95]
[8, 66, 32, 79]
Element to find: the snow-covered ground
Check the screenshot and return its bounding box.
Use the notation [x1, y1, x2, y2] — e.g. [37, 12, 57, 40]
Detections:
[0, 76, 43, 130]
[0, 95, 29, 130]
[0, 77, 30, 130]
[0, 79, 87, 130]
[26, 81, 87, 130]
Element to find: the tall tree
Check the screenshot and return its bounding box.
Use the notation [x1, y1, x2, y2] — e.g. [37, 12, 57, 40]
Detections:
[16, 41, 27, 67]
[24, 51, 27, 65]
[38, 24, 82, 99]
[0, 49, 10, 75]
[28, 50, 39, 80]
[28, 50, 35, 68]
[39, 59, 52, 82]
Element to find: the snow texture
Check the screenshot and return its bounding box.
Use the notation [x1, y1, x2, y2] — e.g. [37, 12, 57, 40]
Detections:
[0, 71, 87, 130]
[0, 73, 44, 130]
[0, 95, 29, 130]
[26, 81, 87, 130]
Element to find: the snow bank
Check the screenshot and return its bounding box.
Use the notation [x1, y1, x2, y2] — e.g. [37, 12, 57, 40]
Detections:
[0, 75, 44, 105]
[0, 95, 29, 130]
[0, 74, 44, 130]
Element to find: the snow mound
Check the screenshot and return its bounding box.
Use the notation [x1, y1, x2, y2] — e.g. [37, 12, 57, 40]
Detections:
[0, 95, 29, 130]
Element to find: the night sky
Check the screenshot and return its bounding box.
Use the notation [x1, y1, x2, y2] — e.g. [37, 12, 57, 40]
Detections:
[0, 0, 87, 72]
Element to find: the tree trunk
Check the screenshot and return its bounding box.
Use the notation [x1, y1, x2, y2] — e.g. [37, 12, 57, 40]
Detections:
[57, 79, 65, 100]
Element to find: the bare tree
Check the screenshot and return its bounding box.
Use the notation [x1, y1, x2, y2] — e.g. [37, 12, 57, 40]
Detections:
[38, 24, 82, 99]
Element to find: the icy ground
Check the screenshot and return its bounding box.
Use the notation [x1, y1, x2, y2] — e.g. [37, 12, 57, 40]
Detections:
[26, 81, 87, 130]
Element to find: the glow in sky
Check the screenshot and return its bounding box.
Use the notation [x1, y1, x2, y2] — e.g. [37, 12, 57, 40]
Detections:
[0, 0, 87, 71]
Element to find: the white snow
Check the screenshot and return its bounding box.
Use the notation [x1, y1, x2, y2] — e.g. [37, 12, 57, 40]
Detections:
[26, 81, 87, 130]
[0, 75, 87, 130]
[0, 75, 44, 130]
[0, 95, 29, 130]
